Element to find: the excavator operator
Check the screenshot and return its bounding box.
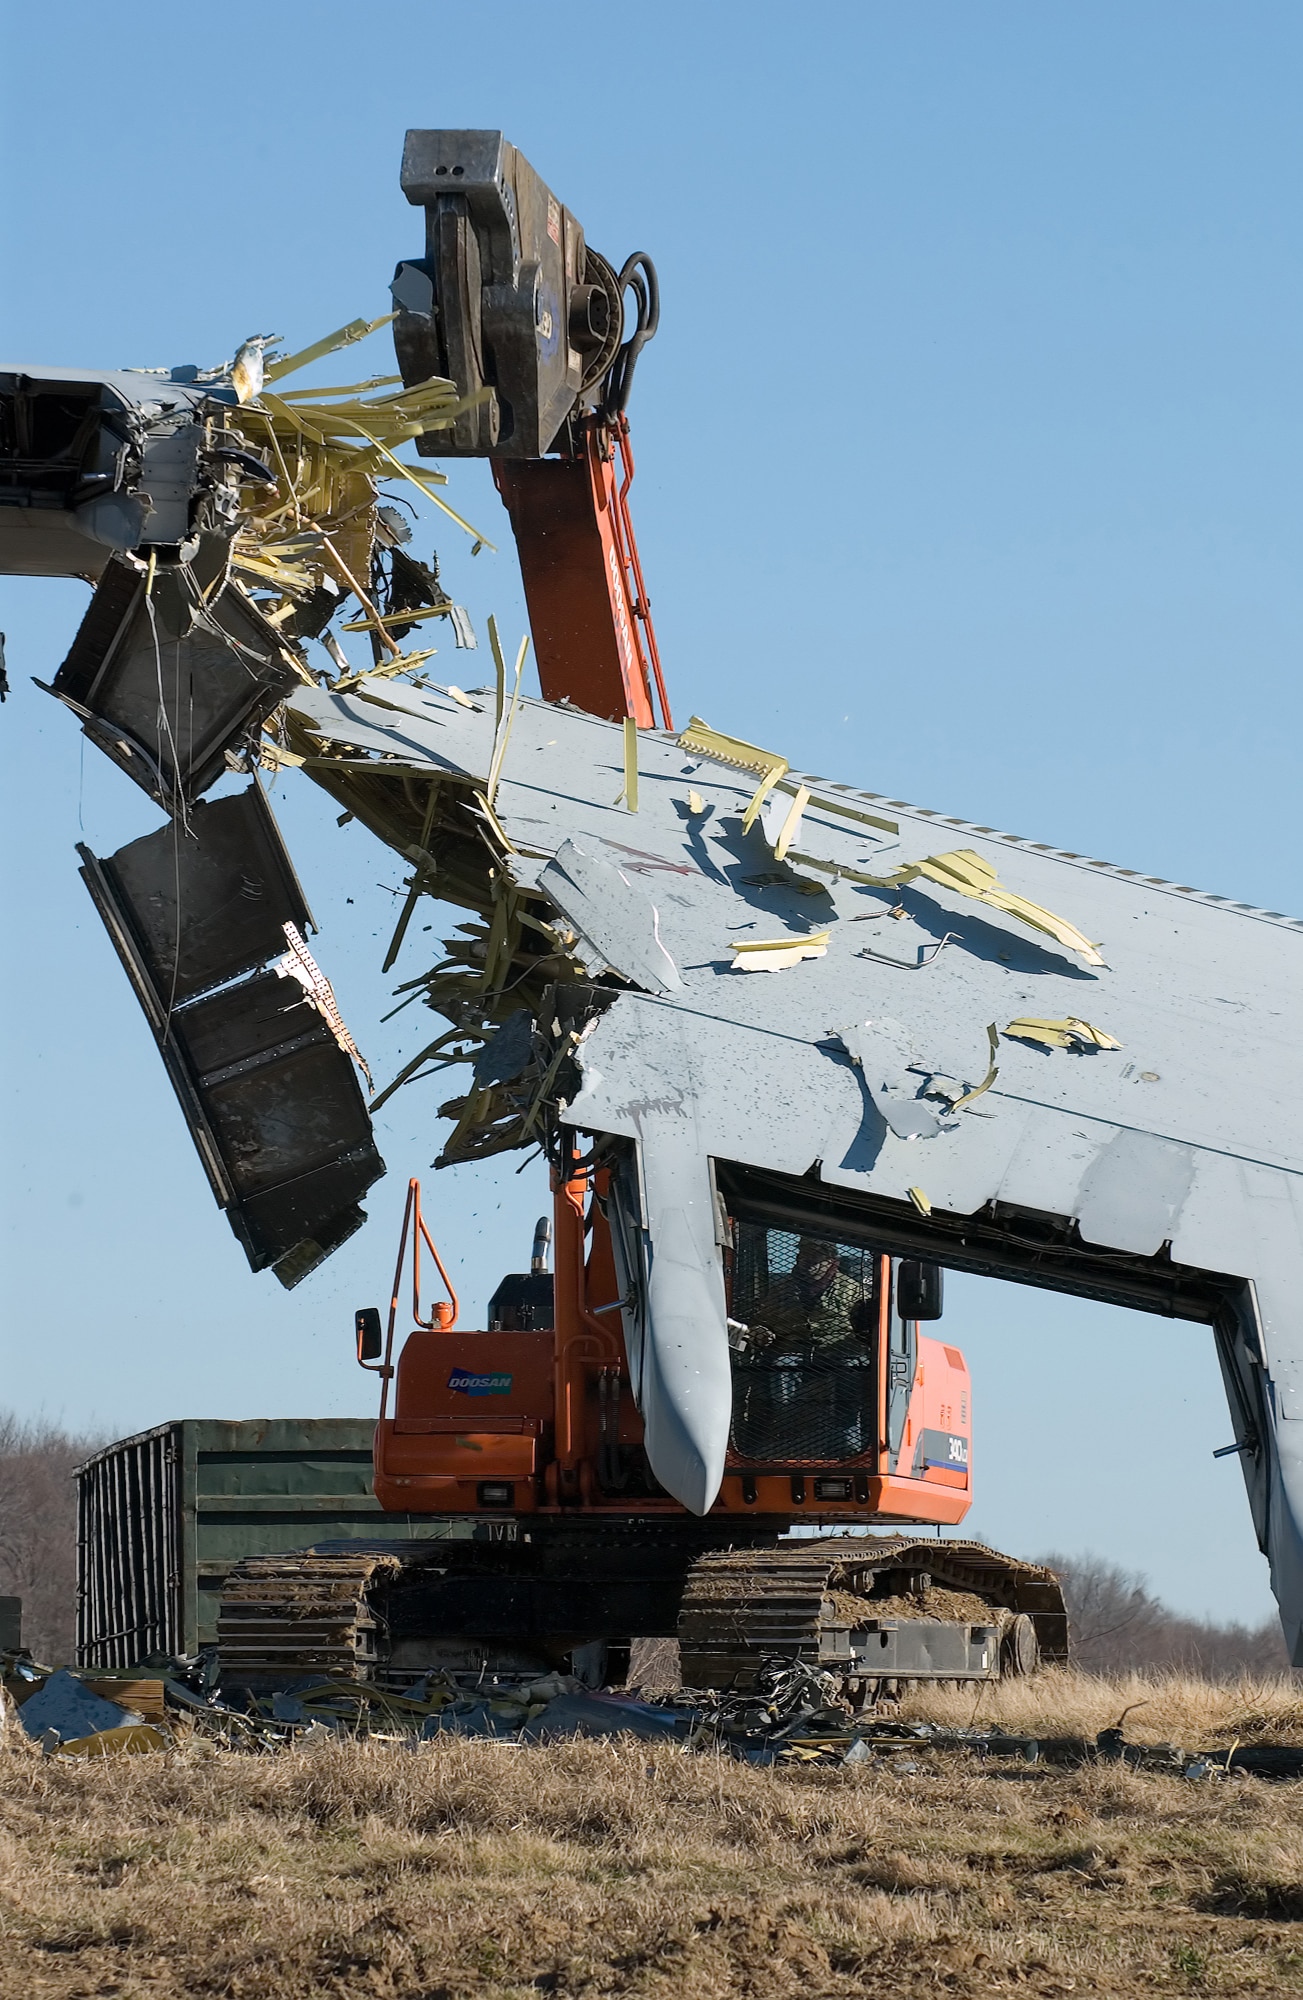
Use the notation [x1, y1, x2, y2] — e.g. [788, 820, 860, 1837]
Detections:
[732, 1237, 876, 1462]
[747, 1237, 874, 1356]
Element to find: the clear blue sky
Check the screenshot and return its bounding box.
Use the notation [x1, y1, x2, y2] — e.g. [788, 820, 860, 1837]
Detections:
[2, 2, 1299, 1625]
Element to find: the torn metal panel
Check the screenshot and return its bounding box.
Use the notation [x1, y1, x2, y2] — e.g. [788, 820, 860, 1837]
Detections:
[75, 786, 313, 1005]
[48, 552, 302, 808]
[159, 970, 382, 1285]
[1075, 1129, 1198, 1257]
[7, 331, 491, 1290]
[287, 679, 1303, 1651]
[78, 802, 383, 1287]
[539, 838, 682, 994]
[834, 1021, 945, 1143]
[176, 972, 375, 1233]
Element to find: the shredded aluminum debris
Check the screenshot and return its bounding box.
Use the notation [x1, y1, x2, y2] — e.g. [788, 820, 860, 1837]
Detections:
[5, 1650, 1293, 1776]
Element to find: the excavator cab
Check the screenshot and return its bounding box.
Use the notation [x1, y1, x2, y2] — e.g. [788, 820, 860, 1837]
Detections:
[717, 1215, 967, 1520]
[725, 1223, 880, 1464]
[360, 1171, 970, 1528]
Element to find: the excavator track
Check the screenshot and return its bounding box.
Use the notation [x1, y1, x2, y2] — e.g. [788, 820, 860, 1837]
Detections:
[215, 1522, 781, 1691]
[217, 1551, 407, 1688]
[678, 1537, 1067, 1693]
[216, 1533, 1067, 1696]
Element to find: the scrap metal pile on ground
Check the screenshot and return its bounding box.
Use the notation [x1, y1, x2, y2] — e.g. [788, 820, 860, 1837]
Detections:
[7, 1650, 1303, 1780]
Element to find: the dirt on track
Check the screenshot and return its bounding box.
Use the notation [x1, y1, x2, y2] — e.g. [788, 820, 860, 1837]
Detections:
[5, 1671, 1303, 1999]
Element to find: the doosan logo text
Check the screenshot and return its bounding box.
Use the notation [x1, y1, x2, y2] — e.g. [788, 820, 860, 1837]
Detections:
[447, 1368, 513, 1396]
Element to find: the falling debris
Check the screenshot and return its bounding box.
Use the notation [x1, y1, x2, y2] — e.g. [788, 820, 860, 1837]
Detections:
[1004, 1016, 1124, 1052]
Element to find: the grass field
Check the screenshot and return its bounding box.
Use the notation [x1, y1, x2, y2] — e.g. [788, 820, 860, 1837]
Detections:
[4, 1671, 1303, 1999]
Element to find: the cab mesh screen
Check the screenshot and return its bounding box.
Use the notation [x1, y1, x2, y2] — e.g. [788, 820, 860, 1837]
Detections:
[728, 1223, 877, 1465]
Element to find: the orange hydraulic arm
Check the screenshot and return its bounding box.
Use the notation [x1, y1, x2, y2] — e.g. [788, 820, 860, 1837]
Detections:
[494, 414, 671, 730]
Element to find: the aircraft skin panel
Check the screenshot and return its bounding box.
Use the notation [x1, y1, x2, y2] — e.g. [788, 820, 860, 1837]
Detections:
[287, 678, 1302, 1650]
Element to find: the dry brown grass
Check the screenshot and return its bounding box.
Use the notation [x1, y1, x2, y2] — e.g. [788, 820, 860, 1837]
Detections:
[899, 1664, 1303, 1747]
[5, 1673, 1303, 1998]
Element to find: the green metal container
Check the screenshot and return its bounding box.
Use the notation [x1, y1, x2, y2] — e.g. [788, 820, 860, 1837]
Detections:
[75, 1419, 460, 1668]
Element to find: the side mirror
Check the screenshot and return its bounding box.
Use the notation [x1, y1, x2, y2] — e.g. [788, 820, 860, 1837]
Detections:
[355, 1306, 383, 1363]
[896, 1259, 944, 1321]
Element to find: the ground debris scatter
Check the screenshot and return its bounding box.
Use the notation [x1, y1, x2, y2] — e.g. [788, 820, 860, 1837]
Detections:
[8, 1648, 1303, 1772]
[6, 1685, 1303, 2000]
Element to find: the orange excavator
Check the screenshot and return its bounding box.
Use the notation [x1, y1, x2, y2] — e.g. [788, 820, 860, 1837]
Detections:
[216, 131, 1066, 1694]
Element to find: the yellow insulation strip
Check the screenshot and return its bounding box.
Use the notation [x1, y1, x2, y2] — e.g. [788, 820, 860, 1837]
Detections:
[339, 602, 451, 633]
[742, 763, 787, 833]
[261, 384, 470, 447]
[730, 930, 830, 972]
[487, 614, 507, 727]
[485, 632, 530, 806]
[678, 716, 898, 838]
[338, 424, 496, 548]
[1003, 1017, 1123, 1051]
[471, 790, 520, 856]
[907, 1187, 932, 1217]
[329, 650, 437, 694]
[772, 784, 809, 861]
[856, 848, 1104, 966]
[676, 716, 788, 829]
[263, 312, 398, 383]
[275, 374, 404, 399]
[314, 534, 401, 658]
[258, 738, 306, 770]
[617, 716, 639, 812]
[678, 715, 789, 780]
[773, 779, 899, 836]
[950, 1024, 1000, 1110]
